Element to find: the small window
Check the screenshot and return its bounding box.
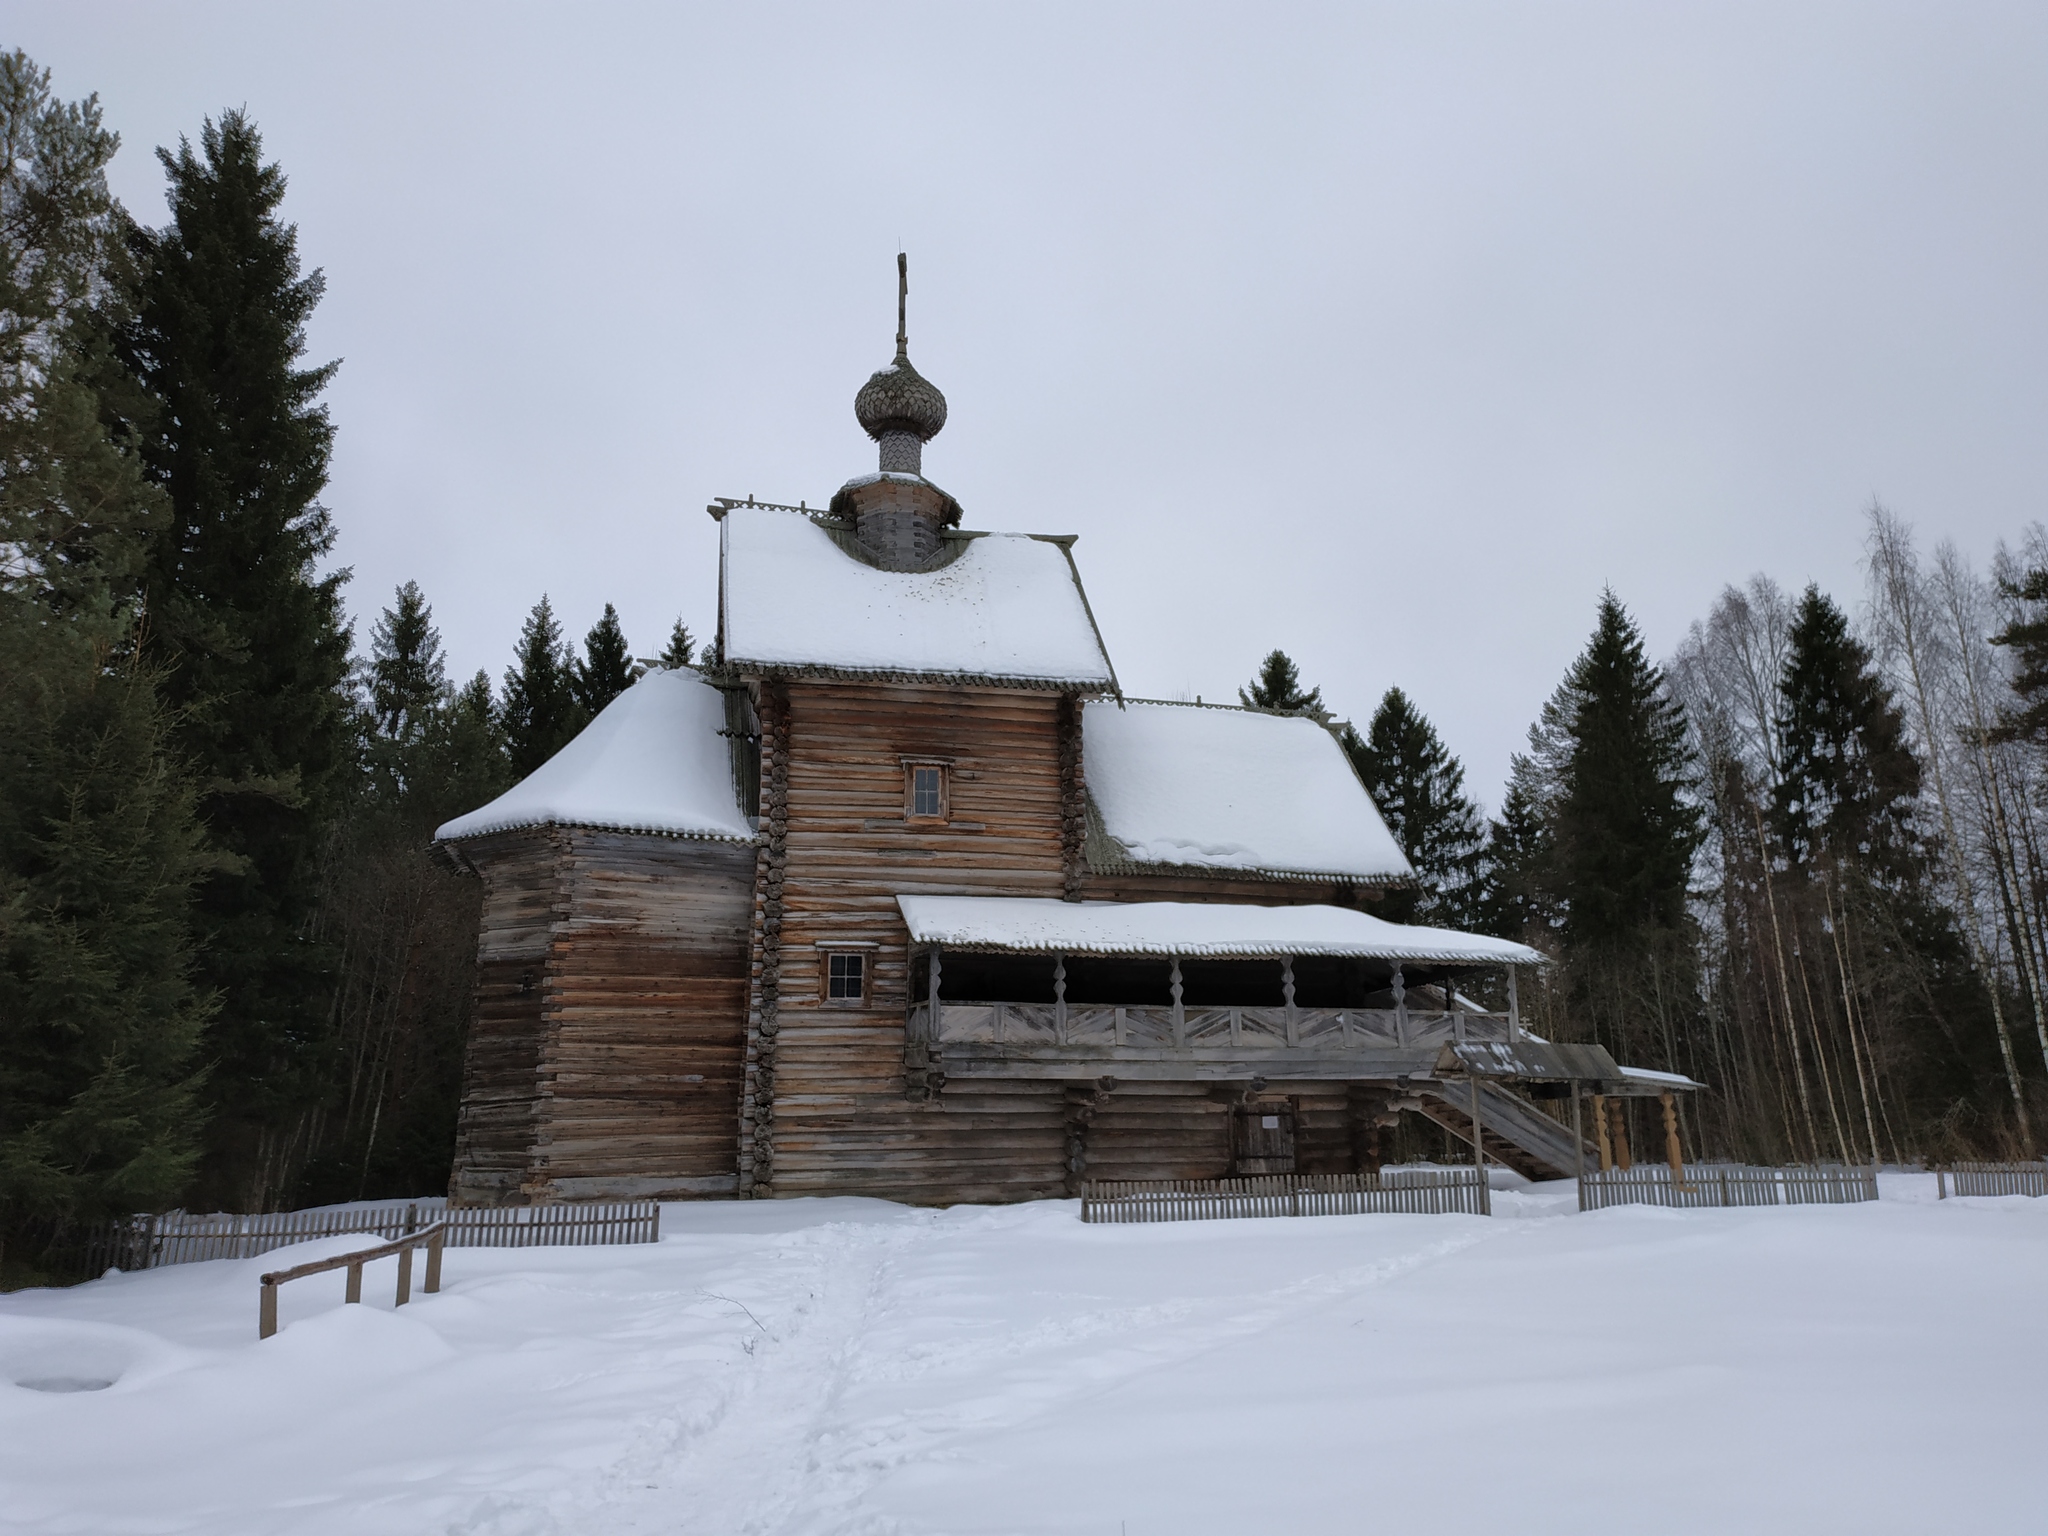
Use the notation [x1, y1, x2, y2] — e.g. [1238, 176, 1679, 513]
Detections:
[903, 760, 949, 822]
[826, 951, 867, 1004]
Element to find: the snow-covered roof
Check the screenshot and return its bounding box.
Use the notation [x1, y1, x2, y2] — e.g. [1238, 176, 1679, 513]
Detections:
[436, 669, 753, 843]
[718, 507, 1116, 687]
[896, 896, 1545, 965]
[1083, 700, 1413, 882]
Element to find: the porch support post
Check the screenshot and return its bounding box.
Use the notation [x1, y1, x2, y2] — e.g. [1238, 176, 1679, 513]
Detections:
[1391, 964, 1407, 1045]
[1571, 1080, 1587, 1186]
[1609, 1098, 1633, 1170]
[1281, 956, 1297, 1046]
[1169, 958, 1185, 1047]
[1507, 966, 1521, 1041]
[1592, 1092, 1613, 1171]
[1661, 1089, 1685, 1182]
[1053, 953, 1068, 1043]
[928, 946, 942, 1035]
[1468, 1074, 1491, 1216]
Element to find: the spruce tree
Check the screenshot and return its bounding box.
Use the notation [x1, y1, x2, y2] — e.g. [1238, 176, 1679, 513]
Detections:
[1991, 565, 2048, 746]
[1239, 649, 1324, 717]
[1551, 592, 1703, 947]
[1343, 687, 1486, 925]
[440, 670, 511, 820]
[0, 53, 211, 1269]
[660, 618, 696, 670]
[502, 595, 583, 777]
[1478, 774, 1553, 940]
[296, 585, 511, 1208]
[115, 108, 352, 1208]
[1772, 585, 1920, 874]
[574, 602, 634, 717]
[368, 581, 447, 748]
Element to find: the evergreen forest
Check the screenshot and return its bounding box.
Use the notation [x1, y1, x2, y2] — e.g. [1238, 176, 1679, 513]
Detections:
[7, 52, 2048, 1280]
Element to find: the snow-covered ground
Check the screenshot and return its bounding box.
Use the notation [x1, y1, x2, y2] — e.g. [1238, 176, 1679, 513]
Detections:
[4, 1175, 2043, 1535]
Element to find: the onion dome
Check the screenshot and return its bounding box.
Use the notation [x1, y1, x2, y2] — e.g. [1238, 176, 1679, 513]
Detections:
[855, 351, 948, 443]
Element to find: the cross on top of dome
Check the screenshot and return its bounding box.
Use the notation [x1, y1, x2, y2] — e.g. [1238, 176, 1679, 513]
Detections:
[854, 254, 948, 464]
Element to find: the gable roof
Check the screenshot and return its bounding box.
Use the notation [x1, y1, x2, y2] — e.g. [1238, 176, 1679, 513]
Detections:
[435, 668, 753, 844]
[1082, 699, 1413, 884]
[717, 507, 1116, 688]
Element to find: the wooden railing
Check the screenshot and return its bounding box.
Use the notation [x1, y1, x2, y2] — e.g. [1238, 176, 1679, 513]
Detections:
[1080, 1169, 1488, 1223]
[1939, 1162, 2048, 1198]
[259, 1223, 447, 1339]
[1579, 1163, 1878, 1211]
[912, 1001, 1513, 1052]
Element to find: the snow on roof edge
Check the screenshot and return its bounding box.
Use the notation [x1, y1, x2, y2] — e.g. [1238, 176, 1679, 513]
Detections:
[898, 896, 1546, 966]
[437, 813, 756, 845]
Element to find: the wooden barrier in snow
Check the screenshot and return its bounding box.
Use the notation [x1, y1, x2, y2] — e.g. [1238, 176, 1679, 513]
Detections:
[1939, 1162, 2048, 1198]
[92, 1200, 660, 1271]
[258, 1223, 447, 1340]
[1080, 1169, 1487, 1223]
[1579, 1163, 1877, 1211]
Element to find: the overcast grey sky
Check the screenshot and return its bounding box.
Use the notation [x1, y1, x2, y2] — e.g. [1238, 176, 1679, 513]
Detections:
[16, 3, 2048, 807]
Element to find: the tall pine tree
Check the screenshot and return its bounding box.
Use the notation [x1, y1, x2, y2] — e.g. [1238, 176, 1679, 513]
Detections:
[0, 53, 211, 1271]
[1773, 585, 1921, 874]
[502, 595, 582, 777]
[118, 109, 352, 1209]
[1343, 687, 1485, 926]
[574, 602, 634, 717]
[1551, 592, 1703, 948]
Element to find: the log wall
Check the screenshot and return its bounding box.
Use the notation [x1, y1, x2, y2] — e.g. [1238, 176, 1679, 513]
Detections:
[743, 680, 1398, 1205]
[449, 828, 755, 1206]
[746, 681, 1074, 1203]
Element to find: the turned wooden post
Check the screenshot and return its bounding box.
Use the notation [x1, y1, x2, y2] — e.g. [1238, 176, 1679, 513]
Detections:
[1570, 1081, 1587, 1184]
[1390, 964, 1407, 1045]
[1506, 966, 1520, 1042]
[1661, 1090, 1685, 1181]
[1609, 1098, 1633, 1170]
[1592, 1093, 1614, 1171]
[1169, 958, 1185, 1046]
[1281, 956, 1297, 1045]
[1053, 953, 1067, 1043]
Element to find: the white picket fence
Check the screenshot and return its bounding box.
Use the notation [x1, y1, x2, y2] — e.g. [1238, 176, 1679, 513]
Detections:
[90, 1200, 659, 1271]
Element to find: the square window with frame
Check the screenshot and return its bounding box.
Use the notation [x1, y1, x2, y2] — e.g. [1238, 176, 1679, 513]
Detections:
[824, 949, 869, 1006]
[903, 760, 950, 823]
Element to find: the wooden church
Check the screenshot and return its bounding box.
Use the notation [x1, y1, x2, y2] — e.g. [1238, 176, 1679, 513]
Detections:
[436, 269, 1674, 1207]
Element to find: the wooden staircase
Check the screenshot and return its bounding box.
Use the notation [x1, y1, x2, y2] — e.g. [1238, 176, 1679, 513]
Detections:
[1414, 1080, 1594, 1182]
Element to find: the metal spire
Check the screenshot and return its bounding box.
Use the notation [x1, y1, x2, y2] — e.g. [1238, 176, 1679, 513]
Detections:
[896, 252, 908, 360]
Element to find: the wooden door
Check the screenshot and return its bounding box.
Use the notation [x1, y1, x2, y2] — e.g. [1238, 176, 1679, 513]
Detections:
[1232, 1100, 1297, 1175]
